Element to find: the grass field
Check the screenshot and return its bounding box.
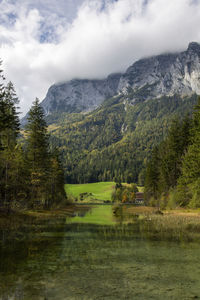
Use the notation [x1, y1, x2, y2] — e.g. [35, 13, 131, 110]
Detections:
[65, 182, 115, 202]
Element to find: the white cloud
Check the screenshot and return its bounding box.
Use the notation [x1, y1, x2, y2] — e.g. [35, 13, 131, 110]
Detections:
[0, 0, 200, 115]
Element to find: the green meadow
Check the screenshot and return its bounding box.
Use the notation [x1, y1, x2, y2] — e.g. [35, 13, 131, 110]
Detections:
[65, 182, 115, 202]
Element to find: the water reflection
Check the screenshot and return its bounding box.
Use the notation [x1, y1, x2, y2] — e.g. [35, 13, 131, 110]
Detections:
[0, 205, 200, 299]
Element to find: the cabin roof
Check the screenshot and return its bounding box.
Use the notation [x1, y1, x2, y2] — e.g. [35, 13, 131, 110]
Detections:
[135, 192, 144, 199]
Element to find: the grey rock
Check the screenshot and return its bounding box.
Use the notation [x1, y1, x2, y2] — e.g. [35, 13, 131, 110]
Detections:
[41, 73, 122, 115]
[119, 42, 200, 102]
[24, 42, 200, 122]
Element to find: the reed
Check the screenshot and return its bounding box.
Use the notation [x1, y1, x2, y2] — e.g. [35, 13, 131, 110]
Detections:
[124, 206, 200, 241]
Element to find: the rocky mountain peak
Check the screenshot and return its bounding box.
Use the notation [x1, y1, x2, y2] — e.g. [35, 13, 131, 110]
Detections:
[118, 42, 200, 101]
[187, 42, 200, 53]
[33, 42, 200, 118]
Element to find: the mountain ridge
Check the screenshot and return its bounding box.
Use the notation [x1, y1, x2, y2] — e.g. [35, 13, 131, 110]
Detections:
[40, 41, 200, 116]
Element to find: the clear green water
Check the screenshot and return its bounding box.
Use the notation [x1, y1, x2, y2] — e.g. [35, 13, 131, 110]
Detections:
[1, 205, 200, 299]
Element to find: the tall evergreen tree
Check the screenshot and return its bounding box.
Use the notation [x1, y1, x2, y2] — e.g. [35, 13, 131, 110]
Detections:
[144, 115, 192, 207]
[0, 63, 21, 209]
[144, 146, 160, 202]
[177, 97, 200, 207]
[159, 116, 192, 192]
[0, 61, 66, 211]
[48, 148, 66, 207]
[25, 98, 51, 207]
[25, 98, 66, 208]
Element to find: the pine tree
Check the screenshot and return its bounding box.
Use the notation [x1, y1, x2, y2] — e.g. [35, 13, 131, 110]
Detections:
[0, 61, 66, 211]
[48, 148, 66, 207]
[144, 146, 160, 202]
[144, 114, 192, 208]
[25, 98, 66, 208]
[26, 98, 51, 207]
[177, 97, 200, 207]
[0, 63, 20, 209]
[158, 116, 192, 193]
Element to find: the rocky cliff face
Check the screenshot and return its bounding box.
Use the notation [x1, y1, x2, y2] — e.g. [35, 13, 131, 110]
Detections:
[41, 42, 200, 115]
[42, 73, 122, 115]
[119, 42, 200, 102]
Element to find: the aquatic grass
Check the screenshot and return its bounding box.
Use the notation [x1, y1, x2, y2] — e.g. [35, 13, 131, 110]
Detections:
[138, 213, 200, 241]
[125, 206, 157, 215]
[122, 206, 200, 241]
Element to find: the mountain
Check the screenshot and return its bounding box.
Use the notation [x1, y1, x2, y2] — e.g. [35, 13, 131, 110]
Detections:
[21, 42, 200, 183]
[42, 73, 122, 115]
[41, 42, 200, 116]
[118, 42, 200, 101]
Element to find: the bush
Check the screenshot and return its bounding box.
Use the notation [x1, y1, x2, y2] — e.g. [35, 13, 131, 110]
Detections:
[166, 188, 178, 210]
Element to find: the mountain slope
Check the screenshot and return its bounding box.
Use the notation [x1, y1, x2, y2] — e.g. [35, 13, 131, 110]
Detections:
[48, 93, 198, 183]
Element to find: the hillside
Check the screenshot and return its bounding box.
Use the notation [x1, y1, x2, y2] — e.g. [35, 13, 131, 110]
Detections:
[48, 93, 198, 183]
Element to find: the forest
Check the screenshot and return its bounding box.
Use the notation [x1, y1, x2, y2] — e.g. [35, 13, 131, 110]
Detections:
[0, 62, 66, 212]
[47, 93, 198, 184]
[144, 97, 200, 208]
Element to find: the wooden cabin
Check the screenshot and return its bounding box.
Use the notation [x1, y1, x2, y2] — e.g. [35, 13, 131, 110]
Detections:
[135, 192, 144, 205]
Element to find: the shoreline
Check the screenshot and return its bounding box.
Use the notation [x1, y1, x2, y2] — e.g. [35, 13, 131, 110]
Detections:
[1, 205, 200, 243]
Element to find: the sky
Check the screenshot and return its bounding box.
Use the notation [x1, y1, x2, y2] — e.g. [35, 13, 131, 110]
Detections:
[0, 0, 200, 116]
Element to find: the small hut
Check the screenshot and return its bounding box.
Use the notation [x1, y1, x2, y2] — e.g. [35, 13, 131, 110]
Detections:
[135, 192, 144, 205]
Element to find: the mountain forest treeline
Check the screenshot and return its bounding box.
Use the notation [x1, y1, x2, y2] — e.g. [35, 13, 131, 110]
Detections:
[47, 93, 198, 184]
[144, 97, 200, 208]
[0, 62, 66, 212]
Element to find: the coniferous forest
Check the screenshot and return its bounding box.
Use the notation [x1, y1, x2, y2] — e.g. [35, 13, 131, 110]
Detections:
[0, 62, 66, 212]
[47, 94, 198, 184]
[144, 97, 200, 208]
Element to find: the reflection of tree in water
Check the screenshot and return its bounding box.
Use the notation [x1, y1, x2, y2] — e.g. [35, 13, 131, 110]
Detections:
[0, 216, 68, 300]
[70, 210, 88, 217]
[78, 211, 87, 217]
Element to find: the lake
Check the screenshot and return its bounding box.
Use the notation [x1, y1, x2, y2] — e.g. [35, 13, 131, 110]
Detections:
[0, 205, 200, 299]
